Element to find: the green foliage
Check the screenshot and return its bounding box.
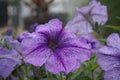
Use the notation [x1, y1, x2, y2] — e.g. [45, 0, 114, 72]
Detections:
[70, 55, 103, 80]
[100, 0, 120, 26]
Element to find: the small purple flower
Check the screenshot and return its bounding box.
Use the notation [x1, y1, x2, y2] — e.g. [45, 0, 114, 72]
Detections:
[30, 23, 38, 32]
[97, 33, 120, 80]
[65, 0, 108, 35]
[1, 36, 21, 53]
[5, 29, 13, 36]
[0, 36, 21, 78]
[21, 19, 92, 74]
[0, 48, 21, 78]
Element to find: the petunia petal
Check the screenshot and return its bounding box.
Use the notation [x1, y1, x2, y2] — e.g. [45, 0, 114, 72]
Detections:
[107, 33, 120, 49]
[96, 53, 120, 71]
[45, 49, 80, 74]
[65, 15, 93, 35]
[36, 19, 62, 39]
[0, 49, 21, 78]
[99, 46, 120, 56]
[21, 33, 47, 57]
[59, 47, 91, 63]
[0, 64, 14, 78]
[17, 31, 31, 42]
[24, 47, 52, 66]
[58, 30, 91, 50]
[104, 68, 120, 80]
[91, 2, 108, 25]
[21, 33, 51, 66]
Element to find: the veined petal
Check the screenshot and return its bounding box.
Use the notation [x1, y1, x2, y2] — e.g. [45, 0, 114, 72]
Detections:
[58, 30, 91, 50]
[0, 49, 21, 78]
[35, 19, 62, 39]
[96, 53, 120, 71]
[24, 47, 52, 66]
[104, 68, 120, 80]
[45, 49, 80, 74]
[21, 33, 47, 57]
[45, 54, 65, 74]
[65, 15, 93, 35]
[0, 65, 14, 78]
[17, 31, 31, 42]
[107, 33, 120, 49]
[58, 47, 91, 63]
[91, 4, 108, 25]
[99, 46, 120, 56]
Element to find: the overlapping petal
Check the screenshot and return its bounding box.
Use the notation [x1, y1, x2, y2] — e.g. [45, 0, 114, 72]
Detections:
[104, 68, 120, 80]
[97, 53, 120, 71]
[0, 49, 21, 78]
[107, 33, 120, 49]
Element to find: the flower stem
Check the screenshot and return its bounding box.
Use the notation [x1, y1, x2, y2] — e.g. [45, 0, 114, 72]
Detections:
[91, 70, 94, 80]
[65, 73, 72, 80]
[60, 73, 63, 80]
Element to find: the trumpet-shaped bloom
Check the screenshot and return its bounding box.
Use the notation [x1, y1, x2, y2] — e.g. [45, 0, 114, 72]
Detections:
[21, 19, 92, 74]
[65, 0, 108, 35]
[97, 33, 120, 80]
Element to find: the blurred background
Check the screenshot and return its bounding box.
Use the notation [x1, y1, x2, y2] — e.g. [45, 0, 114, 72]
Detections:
[0, 0, 90, 33]
[0, 0, 120, 36]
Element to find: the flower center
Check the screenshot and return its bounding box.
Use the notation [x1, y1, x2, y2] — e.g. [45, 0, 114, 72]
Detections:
[48, 40, 58, 50]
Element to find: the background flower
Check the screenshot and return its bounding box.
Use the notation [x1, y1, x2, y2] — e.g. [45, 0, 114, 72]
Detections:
[97, 33, 120, 80]
[0, 48, 21, 78]
[65, 0, 108, 35]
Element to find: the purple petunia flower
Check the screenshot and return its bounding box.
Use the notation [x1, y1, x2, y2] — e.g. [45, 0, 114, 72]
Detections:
[65, 0, 108, 35]
[1, 36, 21, 53]
[21, 19, 92, 74]
[5, 29, 13, 36]
[0, 36, 21, 78]
[97, 33, 120, 80]
[0, 48, 21, 78]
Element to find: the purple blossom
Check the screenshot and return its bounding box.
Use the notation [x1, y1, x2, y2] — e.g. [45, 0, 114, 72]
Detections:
[65, 0, 108, 35]
[0, 36, 21, 78]
[30, 23, 38, 32]
[1, 36, 21, 53]
[21, 19, 92, 74]
[5, 29, 13, 36]
[97, 33, 120, 80]
[0, 48, 21, 78]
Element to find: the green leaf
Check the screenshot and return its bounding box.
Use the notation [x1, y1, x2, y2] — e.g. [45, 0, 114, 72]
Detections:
[104, 25, 120, 31]
[100, 0, 120, 26]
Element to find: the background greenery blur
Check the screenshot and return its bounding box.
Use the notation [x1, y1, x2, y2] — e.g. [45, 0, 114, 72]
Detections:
[0, 0, 120, 36]
[99, 0, 120, 37]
